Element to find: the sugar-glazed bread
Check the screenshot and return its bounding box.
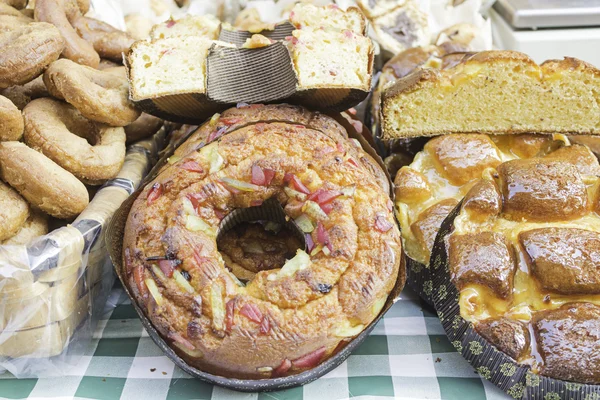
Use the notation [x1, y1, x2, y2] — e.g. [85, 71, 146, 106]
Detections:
[381, 51, 600, 139]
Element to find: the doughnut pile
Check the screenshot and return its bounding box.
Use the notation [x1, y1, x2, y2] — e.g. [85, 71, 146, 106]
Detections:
[122, 104, 402, 379]
[0, 0, 161, 245]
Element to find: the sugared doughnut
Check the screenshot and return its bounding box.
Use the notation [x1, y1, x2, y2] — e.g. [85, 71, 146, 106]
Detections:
[23, 98, 126, 184]
[0, 95, 24, 141]
[0, 180, 29, 241]
[2, 210, 48, 245]
[123, 107, 401, 379]
[34, 0, 99, 67]
[0, 141, 89, 219]
[72, 17, 134, 62]
[44, 59, 140, 126]
[0, 18, 64, 88]
[125, 112, 162, 143]
[1, 75, 49, 110]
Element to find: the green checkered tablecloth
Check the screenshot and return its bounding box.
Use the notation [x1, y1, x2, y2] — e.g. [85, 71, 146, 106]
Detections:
[0, 283, 509, 400]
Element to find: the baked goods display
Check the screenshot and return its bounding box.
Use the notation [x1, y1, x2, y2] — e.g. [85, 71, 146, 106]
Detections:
[0, 0, 170, 375]
[126, 4, 374, 121]
[444, 153, 600, 384]
[381, 51, 600, 139]
[119, 104, 402, 379]
[395, 133, 570, 266]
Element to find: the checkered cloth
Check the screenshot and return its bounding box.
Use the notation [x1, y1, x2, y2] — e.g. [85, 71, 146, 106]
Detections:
[0, 283, 510, 400]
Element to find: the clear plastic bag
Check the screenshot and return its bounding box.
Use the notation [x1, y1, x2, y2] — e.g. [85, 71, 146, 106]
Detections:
[0, 129, 166, 378]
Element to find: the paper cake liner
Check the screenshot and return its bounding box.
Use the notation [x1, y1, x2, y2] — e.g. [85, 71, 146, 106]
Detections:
[430, 200, 600, 399]
[129, 24, 372, 124]
[106, 110, 404, 392]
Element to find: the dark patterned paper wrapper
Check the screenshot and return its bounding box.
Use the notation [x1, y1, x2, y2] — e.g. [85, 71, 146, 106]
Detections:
[430, 200, 600, 400]
[105, 110, 405, 392]
[127, 23, 371, 124]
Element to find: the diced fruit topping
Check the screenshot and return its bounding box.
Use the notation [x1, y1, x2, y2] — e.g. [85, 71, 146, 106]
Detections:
[316, 222, 333, 252]
[225, 299, 236, 332]
[173, 341, 203, 358]
[134, 265, 148, 298]
[220, 177, 261, 192]
[284, 187, 307, 201]
[169, 332, 195, 352]
[303, 200, 328, 220]
[210, 283, 225, 331]
[260, 316, 270, 334]
[220, 117, 242, 125]
[199, 143, 224, 173]
[320, 202, 334, 215]
[158, 259, 176, 278]
[185, 215, 217, 238]
[147, 183, 162, 205]
[167, 155, 181, 165]
[294, 214, 314, 233]
[240, 303, 263, 323]
[145, 278, 163, 306]
[273, 359, 292, 377]
[305, 233, 315, 253]
[290, 175, 310, 194]
[173, 270, 195, 293]
[207, 126, 226, 143]
[251, 165, 276, 186]
[374, 213, 393, 232]
[341, 186, 356, 197]
[292, 347, 326, 368]
[347, 158, 359, 167]
[209, 113, 220, 126]
[166, 20, 176, 28]
[372, 297, 387, 316]
[125, 247, 133, 271]
[185, 194, 202, 213]
[257, 366, 273, 373]
[307, 189, 342, 206]
[267, 249, 311, 281]
[180, 160, 204, 173]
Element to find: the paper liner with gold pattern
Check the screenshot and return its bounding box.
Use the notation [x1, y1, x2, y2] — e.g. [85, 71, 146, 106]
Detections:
[0, 127, 168, 378]
[430, 201, 600, 399]
[106, 110, 404, 392]
[127, 23, 373, 124]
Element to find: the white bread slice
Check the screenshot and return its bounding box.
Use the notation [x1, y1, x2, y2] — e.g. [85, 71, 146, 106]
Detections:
[381, 51, 600, 139]
[287, 29, 373, 91]
[127, 36, 217, 101]
[150, 15, 221, 40]
[289, 3, 367, 35]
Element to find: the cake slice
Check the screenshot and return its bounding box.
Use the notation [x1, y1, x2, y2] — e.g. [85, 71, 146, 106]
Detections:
[127, 36, 227, 101]
[289, 3, 367, 35]
[150, 14, 221, 40]
[371, 3, 429, 55]
[381, 51, 600, 139]
[287, 28, 373, 91]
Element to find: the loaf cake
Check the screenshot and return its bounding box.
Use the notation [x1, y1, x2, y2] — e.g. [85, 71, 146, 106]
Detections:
[447, 152, 600, 383]
[381, 51, 600, 139]
[286, 4, 373, 92]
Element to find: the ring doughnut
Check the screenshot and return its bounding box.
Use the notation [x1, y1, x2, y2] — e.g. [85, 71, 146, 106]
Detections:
[0, 18, 64, 88]
[1, 75, 49, 110]
[123, 107, 402, 378]
[0, 180, 29, 241]
[2, 210, 48, 245]
[44, 59, 140, 126]
[0, 141, 88, 219]
[72, 17, 134, 62]
[23, 98, 126, 185]
[34, 0, 99, 68]
[125, 112, 162, 144]
[0, 95, 24, 141]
